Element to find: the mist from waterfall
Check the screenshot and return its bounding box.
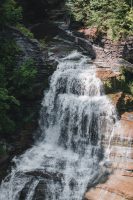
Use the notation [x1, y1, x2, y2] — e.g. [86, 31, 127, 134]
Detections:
[0, 50, 117, 200]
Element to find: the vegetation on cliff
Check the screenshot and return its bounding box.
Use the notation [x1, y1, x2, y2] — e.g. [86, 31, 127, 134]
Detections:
[0, 0, 37, 155]
[0, 39, 37, 133]
[103, 67, 133, 95]
[66, 0, 133, 40]
[103, 67, 133, 114]
[0, 0, 22, 27]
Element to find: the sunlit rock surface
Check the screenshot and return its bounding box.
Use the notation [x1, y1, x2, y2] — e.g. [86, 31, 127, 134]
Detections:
[85, 68, 133, 200]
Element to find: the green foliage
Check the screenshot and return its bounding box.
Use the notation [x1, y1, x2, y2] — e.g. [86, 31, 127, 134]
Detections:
[103, 67, 133, 95]
[66, 0, 90, 22]
[0, 37, 37, 135]
[0, 143, 7, 156]
[0, 38, 20, 134]
[103, 79, 113, 93]
[16, 24, 34, 39]
[0, 0, 33, 38]
[0, 38, 20, 72]
[126, 8, 133, 33]
[0, 0, 38, 136]
[128, 82, 133, 95]
[0, 88, 19, 133]
[121, 67, 133, 95]
[66, 0, 133, 40]
[11, 59, 37, 98]
[0, 0, 22, 27]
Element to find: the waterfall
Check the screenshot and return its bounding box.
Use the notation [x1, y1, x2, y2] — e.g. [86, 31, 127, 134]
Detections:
[0, 50, 117, 200]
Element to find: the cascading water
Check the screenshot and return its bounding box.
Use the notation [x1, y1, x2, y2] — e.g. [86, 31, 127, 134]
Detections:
[0, 48, 117, 200]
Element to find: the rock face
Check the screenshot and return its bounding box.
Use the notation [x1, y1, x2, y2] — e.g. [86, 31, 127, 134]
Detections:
[96, 69, 121, 80]
[17, 0, 64, 23]
[85, 66, 133, 200]
[79, 28, 133, 63]
[85, 173, 133, 200]
[85, 109, 133, 200]
[95, 37, 133, 64]
[78, 31, 133, 197]
[78, 28, 133, 73]
[93, 46, 133, 73]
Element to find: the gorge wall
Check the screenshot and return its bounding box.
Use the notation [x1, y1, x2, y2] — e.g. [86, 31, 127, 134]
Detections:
[76, 28, 133, 72]
[0, 1, 133, 199]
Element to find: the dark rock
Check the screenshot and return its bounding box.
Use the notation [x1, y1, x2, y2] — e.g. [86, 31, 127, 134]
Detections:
[30, 21, 63, 40]
[30, 22, 96, 60]
[17, 0, 65, 24]
[20, 170, 64, 200]
[25, 170, 64, 182]
[33, 180, 46, 200]
[73, 28, 133, 70]
[69, 178, 78, 190]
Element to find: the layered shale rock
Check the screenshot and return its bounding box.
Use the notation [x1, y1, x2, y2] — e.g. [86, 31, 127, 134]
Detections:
[77, 28, 133, 74]
[85, 65, 133, 200]
[85, 112, 133, 200]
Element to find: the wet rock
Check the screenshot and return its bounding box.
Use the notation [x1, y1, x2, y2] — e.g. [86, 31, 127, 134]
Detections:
[89, 65, 133, 200]
[20, 170, 64, 200]
[101, 174, 132, 199]
[20, 178, 34, 200]
[25, 170, 64, 182]
[108, 111, 133, 153]
[85, 163, 133, 200]
[69, 178, 78, 190]
[86, 110, 133, 200]
[33, 180, 46, 200]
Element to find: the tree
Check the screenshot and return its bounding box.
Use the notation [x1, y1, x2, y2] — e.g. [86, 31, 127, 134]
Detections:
[66, 0, 133, 40]
[0, 1, 37, 136]
[0, 0, 22, 27]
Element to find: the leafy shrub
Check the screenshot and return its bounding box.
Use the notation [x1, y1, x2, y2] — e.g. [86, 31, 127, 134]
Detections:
[103, 79, 113, 93]
[0, 36, 37, 135]
[0, 0, 38, 138]
[0, 0, 22, 27]
[128, 82, 133, 95]
[103, 67, 133, 95]
[0, 143, 7, 156]
[66, 0, 133, 40]
[0, 38, 20, 134]
[0, 88, 19, 134]
[0, 38, 20, 71]
[11, 59, 37, 98]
